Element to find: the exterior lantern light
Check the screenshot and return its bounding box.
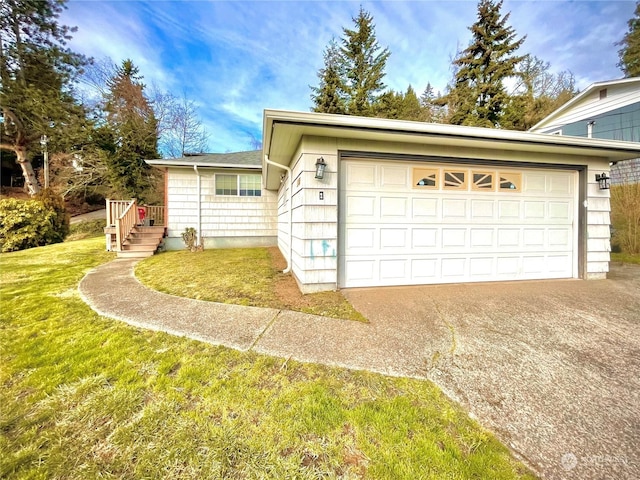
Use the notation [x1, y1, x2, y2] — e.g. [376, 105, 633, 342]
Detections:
[315, 157, 327, 179]
[595, 172, 610, 190]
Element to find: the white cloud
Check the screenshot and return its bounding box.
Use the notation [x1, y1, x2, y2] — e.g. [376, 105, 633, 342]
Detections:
[61, 0, 636, 152]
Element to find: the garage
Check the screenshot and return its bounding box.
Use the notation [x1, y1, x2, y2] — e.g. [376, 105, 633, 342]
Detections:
[262, 109, 640, 293]
[339, 158, 577, 288]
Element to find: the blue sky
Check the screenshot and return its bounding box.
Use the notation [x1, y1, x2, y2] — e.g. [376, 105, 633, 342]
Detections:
[62, 0, 637, 154]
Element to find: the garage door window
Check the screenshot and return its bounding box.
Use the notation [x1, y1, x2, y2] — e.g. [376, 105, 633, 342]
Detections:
[472, 171, 494, 190]
[499, 172, 521, 191]
[413, 168, 438, 189]
[443, 170, 467, 190]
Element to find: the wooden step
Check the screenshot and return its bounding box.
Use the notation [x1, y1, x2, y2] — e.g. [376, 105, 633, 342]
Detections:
[121, 244, 159, 251]
[124, 237, 162, 245]
[116, 250, 155, 258]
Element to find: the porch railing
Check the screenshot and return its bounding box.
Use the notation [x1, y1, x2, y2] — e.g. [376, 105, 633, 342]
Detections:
[106, 199, 133, 227]
[115, 200, 138, 252]
[143, 205, 166, 226]
[106, 199, 166, 252]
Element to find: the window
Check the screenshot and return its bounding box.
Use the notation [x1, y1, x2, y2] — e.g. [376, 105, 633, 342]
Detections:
[472, 171, 494, 190]
[599, 88, 607, 100]
[498, 172, 521, 191]
[215, 174, 261, 196]
[443, 170, 467, 190]
[413, 168, 438, 189]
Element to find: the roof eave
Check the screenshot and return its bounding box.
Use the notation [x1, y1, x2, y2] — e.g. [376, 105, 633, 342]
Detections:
[145, 159, 262, 169]
[529, 77, 640, 131]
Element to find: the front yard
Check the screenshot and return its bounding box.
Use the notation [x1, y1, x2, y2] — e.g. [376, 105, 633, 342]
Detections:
[136, 247, 366, 321]
[0, 238, 535, 479]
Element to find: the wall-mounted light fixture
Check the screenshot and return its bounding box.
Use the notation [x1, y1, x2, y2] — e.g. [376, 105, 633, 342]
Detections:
[315, 157, 327, 179]
[595, 172, 610, 190]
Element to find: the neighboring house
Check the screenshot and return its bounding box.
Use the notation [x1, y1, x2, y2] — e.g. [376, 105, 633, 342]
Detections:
[530, 77, 640, 184]
[147, 110, 640, 293]
[146, 150, 277, 250]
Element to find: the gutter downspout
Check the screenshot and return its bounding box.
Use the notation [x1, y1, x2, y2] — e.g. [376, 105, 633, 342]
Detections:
[264, 155, 292, 274]
[193, 165, 201, 247]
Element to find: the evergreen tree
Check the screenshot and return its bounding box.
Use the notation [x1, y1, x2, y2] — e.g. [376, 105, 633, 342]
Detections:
[103, 59, 159, 201]
[446, 0, 525, 127]
[420, 83, 445, 122]
[617, 2, 640, 78]
[375, 90, 404, 119]
[401, 85, 422, 121]
[340, 7, 390, 116]
[311, 38, 346, 114]
[0, 0, 87, 195]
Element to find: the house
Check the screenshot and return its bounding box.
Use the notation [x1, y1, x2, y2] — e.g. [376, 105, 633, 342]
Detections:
[146, 150, 277, 250]
[530, 77, 640, 184]
[144, 110, 640, 293]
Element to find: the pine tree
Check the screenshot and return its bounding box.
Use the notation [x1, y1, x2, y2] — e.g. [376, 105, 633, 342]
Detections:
[310, 38, 346, 114]
[340, 7, 390, 116]
[103, 59, 159, 201]
[617, 2, 640, 78]
[446, 0, 525, 127]
[401, 85, 422, 121]
[0, 0, 87, 195]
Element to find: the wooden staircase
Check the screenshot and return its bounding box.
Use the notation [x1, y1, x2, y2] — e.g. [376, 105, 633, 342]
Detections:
[104, 199, 166, 258]
[116, 226, 166, 258]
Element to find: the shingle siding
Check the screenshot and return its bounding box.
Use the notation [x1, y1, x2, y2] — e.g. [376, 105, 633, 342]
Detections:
[611, 158, 640, 185]
[165, 168, 277, 249]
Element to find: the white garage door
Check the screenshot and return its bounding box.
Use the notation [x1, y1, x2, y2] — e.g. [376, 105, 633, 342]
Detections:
[339, 160, 577, 288]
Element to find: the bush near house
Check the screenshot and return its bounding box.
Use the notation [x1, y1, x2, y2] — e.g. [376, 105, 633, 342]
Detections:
[610, 183, 640, 255]
[0, 199, 55, 252]
[0, 190, 69, 252]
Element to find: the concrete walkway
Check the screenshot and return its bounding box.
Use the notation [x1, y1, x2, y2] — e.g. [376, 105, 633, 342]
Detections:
[79, 258, 429, 378]
[79, 259, 640, 480]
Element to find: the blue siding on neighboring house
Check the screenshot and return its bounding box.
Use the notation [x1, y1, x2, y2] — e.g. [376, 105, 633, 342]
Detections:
[557, 102, 639, 185]
[560, 103, 640, 142]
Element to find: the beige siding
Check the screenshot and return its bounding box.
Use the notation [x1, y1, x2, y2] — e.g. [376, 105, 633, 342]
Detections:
[284, 140, 339, 292]
[276, 135, 616, 290]
[165, 168, 277, 249]
[586, 170, 611, 278]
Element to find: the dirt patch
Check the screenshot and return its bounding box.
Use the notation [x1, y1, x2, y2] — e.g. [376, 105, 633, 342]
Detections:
[267, 246, 366, 321]
[268, 247, 315, 310]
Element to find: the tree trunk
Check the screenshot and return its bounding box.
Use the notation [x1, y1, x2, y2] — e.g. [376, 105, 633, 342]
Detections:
[15, 145, 41, 195]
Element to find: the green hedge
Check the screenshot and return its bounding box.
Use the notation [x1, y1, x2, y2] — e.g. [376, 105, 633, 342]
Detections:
[0, 192, 70, 252]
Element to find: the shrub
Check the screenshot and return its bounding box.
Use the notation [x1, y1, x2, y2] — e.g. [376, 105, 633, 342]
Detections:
[35, 188, 70, 243]
[0, 198, 57, 252]
[181, 227, 203, 252]
[610, 183, 640, 255]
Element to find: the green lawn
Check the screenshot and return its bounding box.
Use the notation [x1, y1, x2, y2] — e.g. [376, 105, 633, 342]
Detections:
[136, 248, 366, 321]
[611, 252, 640, 265]
[0, 238, 536, 479]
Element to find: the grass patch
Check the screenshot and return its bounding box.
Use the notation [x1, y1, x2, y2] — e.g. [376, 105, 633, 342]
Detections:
[66, 219, 107, 241]
[611, 252, 640, 265]
[0, 238, 536, 479]
[135, 248, 367, 321]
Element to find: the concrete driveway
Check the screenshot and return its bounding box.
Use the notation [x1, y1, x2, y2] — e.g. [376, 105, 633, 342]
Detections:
[342, 263, 640, 480]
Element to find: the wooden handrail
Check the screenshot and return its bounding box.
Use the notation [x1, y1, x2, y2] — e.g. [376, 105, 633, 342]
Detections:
[105, 199, 135, 227]
[115, 199, 137, 252]
[105, 199, 166, 252]
[142, 205, 166, 226]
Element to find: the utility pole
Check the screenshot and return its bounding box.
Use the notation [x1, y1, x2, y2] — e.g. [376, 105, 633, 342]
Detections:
[40, 135, 49, 189]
